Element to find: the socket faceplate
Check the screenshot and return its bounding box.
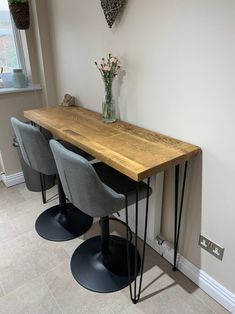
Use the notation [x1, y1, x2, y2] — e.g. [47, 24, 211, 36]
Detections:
[199, 235, 224, 261]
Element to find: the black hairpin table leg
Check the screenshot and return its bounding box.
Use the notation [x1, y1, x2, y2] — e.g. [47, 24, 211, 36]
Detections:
[126, 177, 151, 304]
[173, 161, 188, 271]
[39, 173, 47, 204]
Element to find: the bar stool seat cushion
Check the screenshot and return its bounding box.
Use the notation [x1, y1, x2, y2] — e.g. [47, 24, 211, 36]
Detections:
[94, 163, 149, 206]
[50, 141, 150, 218]
[11, 117, 57, 176]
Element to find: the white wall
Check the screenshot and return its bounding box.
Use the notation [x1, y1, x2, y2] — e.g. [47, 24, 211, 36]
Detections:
[45, 0, 235, 294]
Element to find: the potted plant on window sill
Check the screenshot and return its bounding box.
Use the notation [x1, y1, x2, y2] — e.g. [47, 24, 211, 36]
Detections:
[8, 0, 30, 30]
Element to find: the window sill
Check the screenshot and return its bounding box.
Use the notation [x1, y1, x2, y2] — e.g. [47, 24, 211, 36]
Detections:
[0, 84, 42, 95]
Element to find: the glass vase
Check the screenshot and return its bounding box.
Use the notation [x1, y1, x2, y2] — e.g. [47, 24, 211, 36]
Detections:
[102, 80, 116, 123]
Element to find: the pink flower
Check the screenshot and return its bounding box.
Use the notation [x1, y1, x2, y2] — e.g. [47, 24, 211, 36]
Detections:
[103, 65, 111, 71]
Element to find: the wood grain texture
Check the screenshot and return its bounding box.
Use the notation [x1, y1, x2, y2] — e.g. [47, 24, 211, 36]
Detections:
[24, 106, 201, 181]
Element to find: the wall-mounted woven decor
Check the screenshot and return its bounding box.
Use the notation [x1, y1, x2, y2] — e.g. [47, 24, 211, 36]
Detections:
[101, 0, 127, 28]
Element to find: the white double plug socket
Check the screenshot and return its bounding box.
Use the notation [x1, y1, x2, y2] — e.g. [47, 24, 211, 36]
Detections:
[199, 235, 224, 261]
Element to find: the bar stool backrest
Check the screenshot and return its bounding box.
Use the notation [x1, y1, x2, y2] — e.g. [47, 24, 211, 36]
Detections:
[50, 139, 125, 217]
[11, 117, 57, 175]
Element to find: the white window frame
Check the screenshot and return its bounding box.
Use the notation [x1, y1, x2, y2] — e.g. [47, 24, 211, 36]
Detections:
[9, 15, 27, 75]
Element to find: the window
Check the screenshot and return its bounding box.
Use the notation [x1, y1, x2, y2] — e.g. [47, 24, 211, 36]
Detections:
[0, 0, 24, 73]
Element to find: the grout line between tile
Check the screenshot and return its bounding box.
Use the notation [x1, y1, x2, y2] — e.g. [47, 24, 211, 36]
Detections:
[192, 289, 228, 314]
[0, 275, 42, 300]
[0, 281, 6, 297]
[40, 259, 70, 279]
[41, 276, 64, 314]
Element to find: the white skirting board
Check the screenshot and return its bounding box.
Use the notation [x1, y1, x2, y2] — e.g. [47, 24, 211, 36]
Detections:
[147, 238, 235, 313]
[114, 212, 235, 313]
[1, 172, 25, 187]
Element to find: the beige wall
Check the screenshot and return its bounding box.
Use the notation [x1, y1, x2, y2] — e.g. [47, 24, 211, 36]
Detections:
[31, 0, 58, 107]
[44, 0, 235, 294]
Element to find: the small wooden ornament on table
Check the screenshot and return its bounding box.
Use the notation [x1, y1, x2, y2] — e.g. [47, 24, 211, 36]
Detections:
[60, 94, 75, 107]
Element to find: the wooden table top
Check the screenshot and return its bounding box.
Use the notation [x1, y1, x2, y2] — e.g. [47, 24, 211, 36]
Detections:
[24, 106, 201, 181]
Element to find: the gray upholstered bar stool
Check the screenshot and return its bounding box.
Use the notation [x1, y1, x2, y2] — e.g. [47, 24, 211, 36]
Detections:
[50, 139, 152, 293]
[11, 117, 93, 241]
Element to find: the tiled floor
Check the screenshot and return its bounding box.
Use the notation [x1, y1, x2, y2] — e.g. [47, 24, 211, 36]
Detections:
[0, 182, 229, 314]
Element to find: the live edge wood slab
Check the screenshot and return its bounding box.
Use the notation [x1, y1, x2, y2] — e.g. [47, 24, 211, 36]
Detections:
[24, 106, 201, 182]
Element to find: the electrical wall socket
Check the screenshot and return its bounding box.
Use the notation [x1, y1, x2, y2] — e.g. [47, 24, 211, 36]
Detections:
[199, 235, 224, 261]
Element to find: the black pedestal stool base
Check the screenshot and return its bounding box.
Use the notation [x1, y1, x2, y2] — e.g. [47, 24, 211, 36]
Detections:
[35, 203, 93, 241]
[71, 235, 141, 293]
